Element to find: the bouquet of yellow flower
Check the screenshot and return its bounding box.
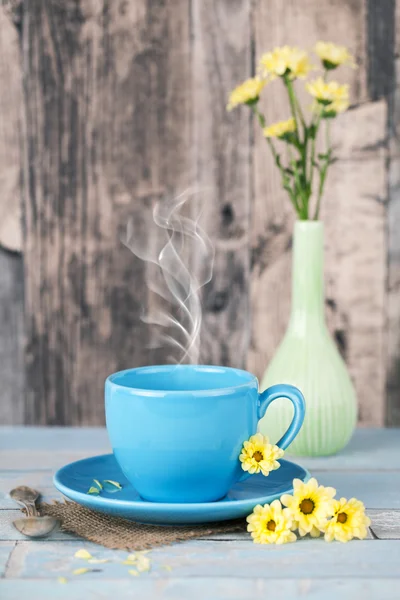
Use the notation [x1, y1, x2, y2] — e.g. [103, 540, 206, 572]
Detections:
[227, 43, 356, 220]
[239, 434, 371, 545]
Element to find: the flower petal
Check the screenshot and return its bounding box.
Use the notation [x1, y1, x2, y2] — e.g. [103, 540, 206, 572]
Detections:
[73, 568, 90, 576]
[74, 549, 93, 560]
[280, 494, 293, 507]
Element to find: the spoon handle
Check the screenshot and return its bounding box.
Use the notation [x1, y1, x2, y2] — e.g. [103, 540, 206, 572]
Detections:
[25, 500, 39, 517]
[13, 498, 38, 517]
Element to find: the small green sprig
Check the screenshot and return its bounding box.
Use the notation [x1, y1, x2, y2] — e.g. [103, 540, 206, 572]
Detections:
[87, 479, 122, 495]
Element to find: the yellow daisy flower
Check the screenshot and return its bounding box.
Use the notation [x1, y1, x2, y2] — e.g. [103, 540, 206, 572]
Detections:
[239, 433, 284, 476]
[322, 497, 371, 543]
[306, 77, 349, 105]
[259, 46, 313, 80]
[324, 98, 349, 115]
[263, 117, 296, 139]
[315, 41, 356, 70]
[281, 477, 336, 537]
[307, 77, 349, 104]
[247, 499, 297, 545]
[227, 77, 266, 111]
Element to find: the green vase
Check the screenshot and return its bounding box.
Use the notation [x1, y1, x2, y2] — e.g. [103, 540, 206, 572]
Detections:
[259, 220, 357, 456]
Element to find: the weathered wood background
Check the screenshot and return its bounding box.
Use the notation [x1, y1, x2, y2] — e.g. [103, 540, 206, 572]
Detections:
[0, 0, 399, 426]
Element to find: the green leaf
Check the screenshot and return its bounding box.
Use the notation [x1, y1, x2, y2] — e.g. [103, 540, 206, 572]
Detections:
[280, 132, 298, 145]
[103, 480, 122, 493]
[93, 479, 103, 490]
[322, 60, 338, 71]
[87, 486, 100, 495]
[308, 124, 318, 139]
[322, 109, 337, 119]
[245, 97, 259, 107]
[317, 98, 332, 106]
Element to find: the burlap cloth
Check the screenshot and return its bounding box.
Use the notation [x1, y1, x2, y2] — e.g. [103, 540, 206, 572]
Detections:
[37, 501, 247, 550]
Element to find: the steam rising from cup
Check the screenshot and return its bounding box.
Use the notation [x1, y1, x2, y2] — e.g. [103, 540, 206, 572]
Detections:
[123, 189, 214, 364]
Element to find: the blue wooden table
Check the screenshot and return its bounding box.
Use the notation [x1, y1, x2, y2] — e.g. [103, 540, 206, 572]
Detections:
[1, 427, 399, 599]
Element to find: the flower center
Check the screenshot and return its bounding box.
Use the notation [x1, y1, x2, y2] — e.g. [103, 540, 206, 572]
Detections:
[299, 498, 315, 515]
[266, 520, 276, 532]
[337, 512, 348, 524]
[253, 451, 263, 462]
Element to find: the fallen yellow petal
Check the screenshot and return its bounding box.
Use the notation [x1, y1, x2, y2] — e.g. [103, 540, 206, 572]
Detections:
[129, 569, 139, 576]
[72, 567, 90, 576]
[58, 576, 68, 584]
[126, 553, 137, 562]
[87, 558, 109, 564]
[137, 560, 151, 572]
[74, 549, 93, 560]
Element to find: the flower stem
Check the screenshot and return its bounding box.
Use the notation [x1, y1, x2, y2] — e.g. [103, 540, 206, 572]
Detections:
[284, 76, 311, 217]
[314, 120, 331, 220]
[309, 111, 322, 191]
[285, 77, 301, 141]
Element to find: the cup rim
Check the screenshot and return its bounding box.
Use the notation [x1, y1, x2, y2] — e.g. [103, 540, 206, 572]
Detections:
[105, 364, 258, 396]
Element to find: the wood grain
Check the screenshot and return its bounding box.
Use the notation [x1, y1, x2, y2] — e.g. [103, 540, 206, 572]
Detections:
[1, 579, 399, 600]
[1, 428, 400, 597]
[0, 6, 25, 424]
[367, 0, 396, 101]
[0, 6, 22, 252]
[4, 536, 400, 579]
[387, 58, 400, 426]
[191, 0, 251, 367]
[369, 510, 400, 540]
[0, 250, 25, 425]
[323, 101, 387, 426]
[22, 0, 191, 424]
[0, 0, 398, 425]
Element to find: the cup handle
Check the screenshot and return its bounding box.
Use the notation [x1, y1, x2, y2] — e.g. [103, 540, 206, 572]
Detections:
[258, 383, 306, 450]
[238, 383, 306, 483]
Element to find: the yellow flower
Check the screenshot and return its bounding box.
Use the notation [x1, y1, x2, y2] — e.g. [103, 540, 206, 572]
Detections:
[315, 41, 356, 70]
[322, 497, 371, 543]
[306, 77, 349, 104]
[247, 500, 297, 544]
[325, 97, 349, 115]
[259, 46, 313, 80]
[307, 77, 349, 116]
[239, 433, 284, 476]
[74, 549, 93, 560]
[263, 117, 296, 139]
[227, 77, 266, 111]
[122, 552, 151, 572]
[281, 477, 336, 537]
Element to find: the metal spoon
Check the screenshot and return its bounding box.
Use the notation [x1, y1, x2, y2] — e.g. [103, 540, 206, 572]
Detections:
[12, 516, 60, 538]
[10, 486, 40, 516]
[10, 486, 61, 538]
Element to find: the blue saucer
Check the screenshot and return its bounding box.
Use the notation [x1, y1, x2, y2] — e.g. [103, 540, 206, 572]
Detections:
[54, 454, 310, 525]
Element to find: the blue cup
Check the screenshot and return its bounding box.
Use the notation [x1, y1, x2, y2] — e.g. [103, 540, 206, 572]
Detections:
[105, 365, 305, 503]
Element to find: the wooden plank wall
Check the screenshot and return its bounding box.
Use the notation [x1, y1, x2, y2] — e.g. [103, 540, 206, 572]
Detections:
[0, 2, 25, 424]
[0, 0, 398, 426]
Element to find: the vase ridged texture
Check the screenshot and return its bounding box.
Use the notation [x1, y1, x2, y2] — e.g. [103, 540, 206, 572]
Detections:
[259, 221, 357, 456]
